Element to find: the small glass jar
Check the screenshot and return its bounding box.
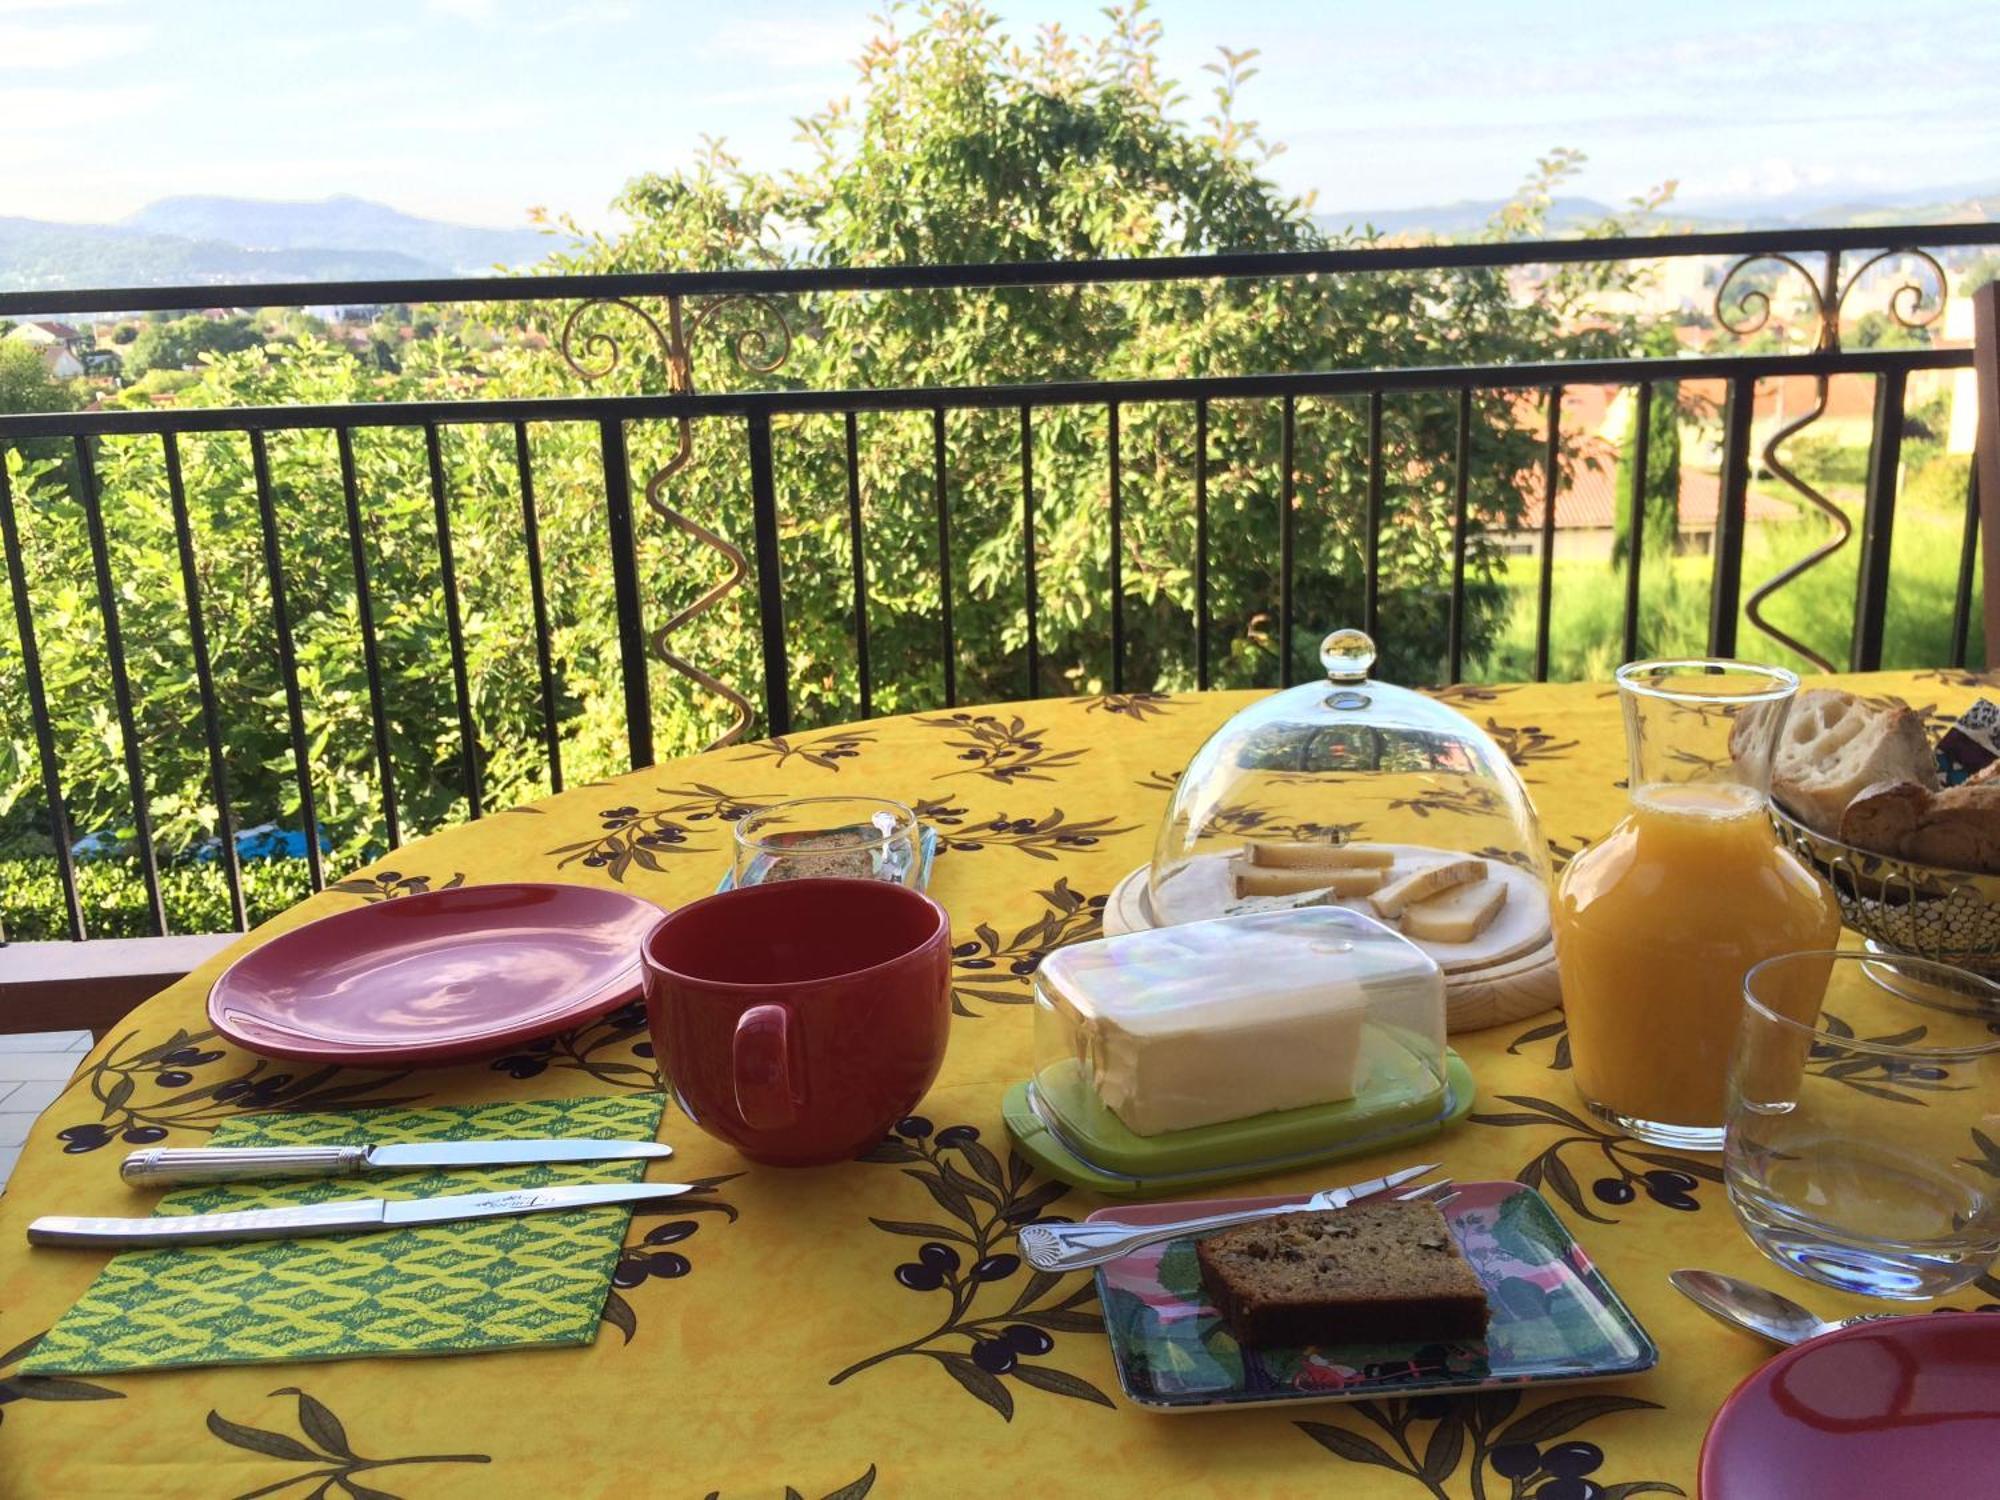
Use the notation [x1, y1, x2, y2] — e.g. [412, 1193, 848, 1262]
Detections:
[730, 797, 922, 888]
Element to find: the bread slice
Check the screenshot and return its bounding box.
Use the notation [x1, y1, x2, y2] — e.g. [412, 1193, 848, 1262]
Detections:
[1839, 778, 1931, 854]
[1754, 689, 1939, 836]
[1831, 772, 2000, 873]
[1195, 1202, 1490, 1348]
[1902, 777, 2000, 873]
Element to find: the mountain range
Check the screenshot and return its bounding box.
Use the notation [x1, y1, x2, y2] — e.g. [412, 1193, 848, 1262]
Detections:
[1314, 180, 2000, 238]
[4, 184, 1997, 302]
[0, 195, 555, 297]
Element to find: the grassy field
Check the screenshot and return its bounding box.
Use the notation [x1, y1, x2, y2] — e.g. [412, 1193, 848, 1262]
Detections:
[1479, 485, 1983, 682]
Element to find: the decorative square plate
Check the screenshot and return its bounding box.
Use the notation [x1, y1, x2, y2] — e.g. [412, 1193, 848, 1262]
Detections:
[1093, 1179, 1657, 1412]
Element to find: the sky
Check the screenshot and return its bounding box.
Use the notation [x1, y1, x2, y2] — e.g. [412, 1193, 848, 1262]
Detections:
[3, 0, 1997, 230]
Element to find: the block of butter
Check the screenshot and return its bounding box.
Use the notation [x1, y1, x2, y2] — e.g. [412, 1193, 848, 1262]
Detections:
[1034, 907, 1444, 1137]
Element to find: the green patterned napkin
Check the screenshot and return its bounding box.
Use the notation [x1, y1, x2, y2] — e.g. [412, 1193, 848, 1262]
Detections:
[26, 1093, 665, 1375]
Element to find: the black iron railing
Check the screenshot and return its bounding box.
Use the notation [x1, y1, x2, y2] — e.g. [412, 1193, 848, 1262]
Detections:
[0, 222, 1994, 940]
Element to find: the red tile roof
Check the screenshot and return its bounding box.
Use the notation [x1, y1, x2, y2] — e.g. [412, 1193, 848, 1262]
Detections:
[1515, 466, 1802, 532]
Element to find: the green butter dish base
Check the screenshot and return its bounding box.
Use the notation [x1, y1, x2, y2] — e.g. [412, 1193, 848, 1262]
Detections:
[1003, 1048, 1475, 1197]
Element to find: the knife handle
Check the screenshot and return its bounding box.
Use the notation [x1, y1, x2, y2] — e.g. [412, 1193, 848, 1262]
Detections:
[28, 1198, 387, 1248]
[120, 1145, 369, 1186]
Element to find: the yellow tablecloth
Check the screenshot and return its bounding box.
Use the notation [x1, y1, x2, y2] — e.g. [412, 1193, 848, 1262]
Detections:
[3, 671, 1993, 1499]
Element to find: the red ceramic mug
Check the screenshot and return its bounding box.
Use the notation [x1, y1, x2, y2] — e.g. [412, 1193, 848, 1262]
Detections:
[641, 878, 952, 1166]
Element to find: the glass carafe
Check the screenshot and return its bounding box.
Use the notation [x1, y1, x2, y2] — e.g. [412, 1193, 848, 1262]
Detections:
[1553, 660, 1839, 1150]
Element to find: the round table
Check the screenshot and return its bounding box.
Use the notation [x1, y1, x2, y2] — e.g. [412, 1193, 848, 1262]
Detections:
[3, 673, 1993, 1498]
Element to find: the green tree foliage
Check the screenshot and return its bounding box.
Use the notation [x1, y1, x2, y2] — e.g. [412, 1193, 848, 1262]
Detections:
[1611, 329, 1682, 565]
[0, 339, 79, 418]
[126, 314, 264, 377]
[0, 1, 1661, 936]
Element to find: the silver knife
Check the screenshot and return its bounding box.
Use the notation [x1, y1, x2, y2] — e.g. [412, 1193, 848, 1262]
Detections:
[28, 1181, 694, 1248]
[119, 1138, 674, 1186]
[1017, 1162, 1441, 1273]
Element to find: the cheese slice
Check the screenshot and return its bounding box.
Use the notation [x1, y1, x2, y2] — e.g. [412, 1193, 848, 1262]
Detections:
[1244, 840, 1396, 870]
[1400, 878, 1507, 942]
[1368, 857, 1486, 919]
[1235, 862, 1386, 898]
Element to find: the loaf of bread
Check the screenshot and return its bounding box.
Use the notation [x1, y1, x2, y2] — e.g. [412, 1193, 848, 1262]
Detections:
[1195, 1202, 1490, 1348]
[1745, 689, 1939, 836]
[1841, 770, 2000, 873]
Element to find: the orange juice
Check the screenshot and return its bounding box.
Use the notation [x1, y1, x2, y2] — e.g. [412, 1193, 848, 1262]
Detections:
[1554, 781, 1839, 1143]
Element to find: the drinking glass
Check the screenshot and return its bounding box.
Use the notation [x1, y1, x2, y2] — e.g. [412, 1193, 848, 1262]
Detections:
[1727, 950, 2000, 1300]
[730, 796, 922, 888]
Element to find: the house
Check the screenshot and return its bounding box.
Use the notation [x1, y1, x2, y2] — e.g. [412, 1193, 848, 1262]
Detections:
[4, 320, 87, 379]
[1498, 466, 1801, 561]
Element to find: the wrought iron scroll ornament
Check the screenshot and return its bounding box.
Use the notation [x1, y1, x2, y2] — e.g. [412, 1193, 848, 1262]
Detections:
[1713, 247, 1948, 671]
[558, 294, 795, 747]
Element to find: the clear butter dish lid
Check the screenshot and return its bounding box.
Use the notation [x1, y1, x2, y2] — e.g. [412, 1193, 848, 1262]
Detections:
[1001, 905, 1473, 1194]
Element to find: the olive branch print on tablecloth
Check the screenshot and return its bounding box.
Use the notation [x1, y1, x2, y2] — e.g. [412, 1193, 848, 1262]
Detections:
[1804, 1012, 1969, 1105]
[1385, 784, 1503, 820]
[916, 712, 1087, 783]
[916, 799, 1139, 860]
[830, 1118, 1110, 1420]
[207, 1387, 489, 1499]
[1298, 1389, 1682, 1500]
[1508, 1016, 1573, 1073]
[1073, 692, 1176, 720]
[1468, 1095, 1722, 1224]
[326, 871, 465, 902]
[600, 1173, 744, 1344]
[1422, 684, 1518, 706]
[548, 803, 716, 880]
[702, 1466, 877, 1500]
[950, 879, 1105, 1018]
[731, 728, 874, 771]
[1505, 1011, 1972, 1107]
[1481, 718, 1580, 777]
[1131, 774, 1366, 846]
[493, 998, 658, 1089]
[545, 783, 776, 879]
[0, 1329, 122, 1431]
[53, 1027, 426, 1155]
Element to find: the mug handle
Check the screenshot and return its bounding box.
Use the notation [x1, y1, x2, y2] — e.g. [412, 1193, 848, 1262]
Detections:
[732, 1003, 800, 1130]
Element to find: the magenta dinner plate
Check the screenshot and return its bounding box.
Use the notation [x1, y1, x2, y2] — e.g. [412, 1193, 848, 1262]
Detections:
[209, 883, 665, 1066]
[1700, 1312, 2000, 1500]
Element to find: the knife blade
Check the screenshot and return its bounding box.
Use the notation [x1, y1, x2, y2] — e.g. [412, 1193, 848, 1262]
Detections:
[120, 1138, 675, 1186]
[28, 1181, 693, 1248]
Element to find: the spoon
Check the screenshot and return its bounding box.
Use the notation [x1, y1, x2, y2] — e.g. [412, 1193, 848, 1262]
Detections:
[1669, 1269, 1909, 1347]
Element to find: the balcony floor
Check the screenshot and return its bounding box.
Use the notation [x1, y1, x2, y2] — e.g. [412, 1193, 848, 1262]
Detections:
[0, 1029, 90, 1191]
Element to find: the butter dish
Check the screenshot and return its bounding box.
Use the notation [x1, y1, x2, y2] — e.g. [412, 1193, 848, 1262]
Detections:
[1004, 907, 1472, 1194]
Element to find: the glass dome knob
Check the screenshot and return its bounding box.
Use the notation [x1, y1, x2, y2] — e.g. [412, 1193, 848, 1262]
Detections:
[1320, 629, 1376, 684]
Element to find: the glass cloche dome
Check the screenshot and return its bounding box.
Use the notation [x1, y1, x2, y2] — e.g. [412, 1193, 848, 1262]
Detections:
[1127, 630, 1555, 1018]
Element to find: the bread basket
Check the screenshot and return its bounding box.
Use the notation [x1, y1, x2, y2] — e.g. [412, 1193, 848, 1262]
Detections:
[1770, 800, 2000, 976]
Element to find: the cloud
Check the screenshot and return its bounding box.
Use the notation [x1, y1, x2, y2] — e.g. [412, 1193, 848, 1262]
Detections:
[0, 18, 150, 67]
[425, 0, 497, 21]
[701, 14, 873, 71]
[377, 98, 549, 134]
[0, 80, 169, 132]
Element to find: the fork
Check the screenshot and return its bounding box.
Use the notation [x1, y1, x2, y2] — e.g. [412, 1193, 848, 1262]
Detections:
[1017, 1169, 1454, 1274]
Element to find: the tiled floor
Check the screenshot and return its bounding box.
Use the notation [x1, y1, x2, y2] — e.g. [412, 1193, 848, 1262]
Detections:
[0, 1030, 91, 1191]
